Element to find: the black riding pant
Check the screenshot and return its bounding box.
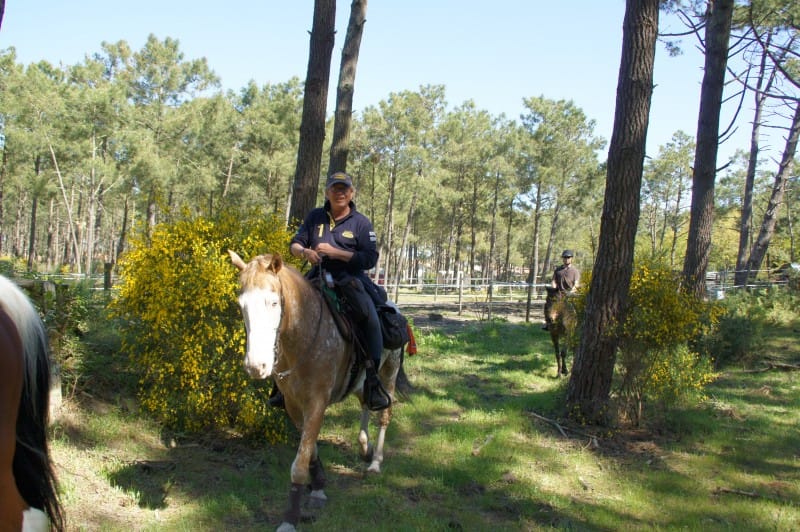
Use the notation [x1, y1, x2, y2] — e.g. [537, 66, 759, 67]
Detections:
[339, 278, 383, 368]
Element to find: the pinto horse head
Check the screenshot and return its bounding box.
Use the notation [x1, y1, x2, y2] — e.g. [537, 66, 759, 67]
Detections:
[229, 251, 284, 379]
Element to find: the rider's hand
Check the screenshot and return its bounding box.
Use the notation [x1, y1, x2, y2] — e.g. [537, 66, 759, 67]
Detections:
[303, 248, 322, 264]
[314, 242, 340, 261]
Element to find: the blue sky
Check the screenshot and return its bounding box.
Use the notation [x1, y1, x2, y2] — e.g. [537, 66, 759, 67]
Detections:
[1, 1, 754, 162]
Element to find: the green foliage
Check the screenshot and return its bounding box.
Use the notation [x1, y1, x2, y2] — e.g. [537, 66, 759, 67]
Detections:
[699, 285, 800, 366]
[109, 208, 297, 441]
[615, 261, 719, 424]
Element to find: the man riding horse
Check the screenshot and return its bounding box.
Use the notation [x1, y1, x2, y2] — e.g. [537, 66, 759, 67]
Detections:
[542, 249, 579, 331]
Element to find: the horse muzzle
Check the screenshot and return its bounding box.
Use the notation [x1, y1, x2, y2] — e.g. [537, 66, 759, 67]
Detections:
[244, 356, 273, 380]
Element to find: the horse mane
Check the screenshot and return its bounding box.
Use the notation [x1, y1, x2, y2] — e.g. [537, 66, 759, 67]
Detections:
[0, 276, 41, 404]
[0, 275, 64, 531]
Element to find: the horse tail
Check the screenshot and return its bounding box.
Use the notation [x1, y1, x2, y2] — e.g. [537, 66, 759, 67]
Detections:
[9, 287, 64, 532]
[394, 349, 414, 399]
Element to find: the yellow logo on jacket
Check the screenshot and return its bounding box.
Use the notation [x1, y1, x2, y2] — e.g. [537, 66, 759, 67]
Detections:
[342, 230, 355, 239]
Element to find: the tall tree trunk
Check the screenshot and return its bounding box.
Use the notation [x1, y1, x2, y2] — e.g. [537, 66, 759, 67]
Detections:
[566, 0, 658, 425]
[744, 101, 800, 276]
[328, 0, 368, 175]
[45, 198, 55, 270]
[116, 195, 130, 263]
[469, 178, 479, 278]
[682, 0, 733, 297]
[26, 193, 38, 271]
[288, 0, 336, 226]
[487, 171, 501, 320]
[735, 39, 775, 286]
[503, 198, 514, 281]
[48, 143, 81, 273]
[385, 164, 398, 288]
[393, 183, 418, 302]
[524, 184, 543, 322]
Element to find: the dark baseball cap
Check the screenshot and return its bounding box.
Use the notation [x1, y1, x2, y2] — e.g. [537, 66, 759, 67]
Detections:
[326, 171, 353, 189]
[561, 249, 574, 258]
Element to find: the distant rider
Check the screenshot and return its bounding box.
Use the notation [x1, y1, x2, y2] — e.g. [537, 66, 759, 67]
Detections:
[542, 249, 579, 331]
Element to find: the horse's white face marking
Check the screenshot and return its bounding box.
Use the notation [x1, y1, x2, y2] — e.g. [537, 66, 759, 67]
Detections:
[238, 287, 282, 379]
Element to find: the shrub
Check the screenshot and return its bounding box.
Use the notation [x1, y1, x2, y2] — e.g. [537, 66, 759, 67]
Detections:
[109, 208, 298, 442]
[615, 261, 720, 425]
[699, 285, 800, 367]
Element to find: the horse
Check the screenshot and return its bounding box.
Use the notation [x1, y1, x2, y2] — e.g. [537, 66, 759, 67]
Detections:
[229, 251, 409, 532]
[0, 275, 63, 532]
[544, 286, 577, 377]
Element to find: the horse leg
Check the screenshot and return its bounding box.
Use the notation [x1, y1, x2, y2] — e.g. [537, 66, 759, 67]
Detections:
[358, 406, 374, 464]
[307, 452, 327, 509]
[550, 331, 561, 378]
[359, 358, 397, 474]
[559, 347, 568, 375]
[367, 407, 392, 474]
[280, 410, 325, 531]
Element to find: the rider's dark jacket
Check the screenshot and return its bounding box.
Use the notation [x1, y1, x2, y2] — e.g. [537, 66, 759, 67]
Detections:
[552, 264, 579, 293]
[290, 200, 378, 286]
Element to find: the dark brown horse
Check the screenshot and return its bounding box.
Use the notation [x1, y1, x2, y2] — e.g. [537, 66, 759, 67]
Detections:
[544, 286, 577, 377]
[0, 275, 63, 531]
[229, 252, 408, 532]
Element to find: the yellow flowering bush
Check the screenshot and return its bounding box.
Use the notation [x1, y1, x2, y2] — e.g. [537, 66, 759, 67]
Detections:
[109, 208, 298, 443]
[615, 261, 720, 424]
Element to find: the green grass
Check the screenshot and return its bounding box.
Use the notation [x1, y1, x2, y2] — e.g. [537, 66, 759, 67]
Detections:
[51, 316, 800, 531]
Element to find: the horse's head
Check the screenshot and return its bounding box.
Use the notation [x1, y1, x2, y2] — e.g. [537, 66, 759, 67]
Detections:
[545, 286, 561, 303]
[229, 250, 284, 379]
[544, 286, 565, 324]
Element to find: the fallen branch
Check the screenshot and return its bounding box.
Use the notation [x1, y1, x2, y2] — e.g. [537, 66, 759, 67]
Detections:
[525, 410, 599, 448]
[741, 362, 800, 373]
[713, 487, 760, 498]
[526, 411, 568, 437]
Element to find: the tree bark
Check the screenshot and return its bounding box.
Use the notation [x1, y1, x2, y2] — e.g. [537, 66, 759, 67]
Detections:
[744, 101, 800, 276]
[328, 0, 368, 175]
[26, 193, 38, 271]
[682, 0, 734, 297]
[288, 0, 337, 226]
[566, 0, 658, 425]
[734, 41, 775, 286]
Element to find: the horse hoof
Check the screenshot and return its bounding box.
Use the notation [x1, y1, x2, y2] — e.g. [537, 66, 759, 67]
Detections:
[367, 462, 382, 474]
[277, 522, 297, 532]
[308, 490, 328, 509]
[361, 443, 374, 463]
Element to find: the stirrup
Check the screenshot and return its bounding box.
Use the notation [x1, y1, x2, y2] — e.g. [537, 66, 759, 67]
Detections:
[268, 391, 285, 409]
[366, 375, 391, 411]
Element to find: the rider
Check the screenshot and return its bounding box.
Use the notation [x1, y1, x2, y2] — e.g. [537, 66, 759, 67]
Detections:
[271, 171, 390, 411]
[542, 249, 579, 331]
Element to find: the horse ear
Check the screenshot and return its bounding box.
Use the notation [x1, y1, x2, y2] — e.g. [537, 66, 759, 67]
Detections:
[228, 250, 246, 271]
[270, 253, 283, 273]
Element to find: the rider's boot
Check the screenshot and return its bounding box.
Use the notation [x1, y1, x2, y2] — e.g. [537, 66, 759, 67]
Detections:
[364, 362, 390, 411]
[267, 382, 285, 409]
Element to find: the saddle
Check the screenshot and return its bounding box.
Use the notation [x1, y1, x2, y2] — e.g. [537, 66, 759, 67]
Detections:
[312, 276, 368, 400]
[310, 270, 404, 407]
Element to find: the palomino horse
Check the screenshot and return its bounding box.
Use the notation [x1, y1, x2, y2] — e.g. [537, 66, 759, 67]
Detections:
[229, 252, 408, 532]
[544, 286, 577, 377]
[0, 275, 63, 532]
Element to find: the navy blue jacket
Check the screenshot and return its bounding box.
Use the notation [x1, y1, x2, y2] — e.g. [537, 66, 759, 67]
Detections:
[291, 200, 378, 284]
